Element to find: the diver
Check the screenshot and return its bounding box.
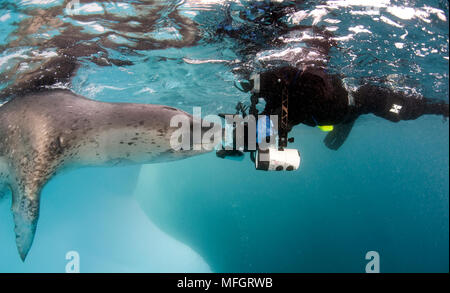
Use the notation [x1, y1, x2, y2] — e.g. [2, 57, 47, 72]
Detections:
[219, 65, 449, 156]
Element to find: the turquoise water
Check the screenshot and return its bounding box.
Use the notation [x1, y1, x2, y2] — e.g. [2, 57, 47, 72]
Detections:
[0, 0, 448, 272]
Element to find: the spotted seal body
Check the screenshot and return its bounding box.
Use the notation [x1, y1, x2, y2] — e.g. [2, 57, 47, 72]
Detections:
[0, 89, 214, 260]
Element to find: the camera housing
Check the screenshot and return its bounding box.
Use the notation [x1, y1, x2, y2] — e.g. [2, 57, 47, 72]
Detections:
[255, 148, 301, 171]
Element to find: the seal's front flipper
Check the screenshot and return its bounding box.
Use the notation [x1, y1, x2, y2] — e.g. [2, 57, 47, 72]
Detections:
[323, 120, 356, 150]
[11, 184, 42, 261]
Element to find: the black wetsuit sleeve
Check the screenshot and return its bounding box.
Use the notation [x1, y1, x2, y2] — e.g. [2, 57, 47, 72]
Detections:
[353, 84, 449, 122]
[323, 84, 449, 150]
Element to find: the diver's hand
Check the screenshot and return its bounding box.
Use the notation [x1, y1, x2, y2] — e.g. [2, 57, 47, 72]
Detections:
[216, 149, 244, 158]
[235, 102, 249, 117]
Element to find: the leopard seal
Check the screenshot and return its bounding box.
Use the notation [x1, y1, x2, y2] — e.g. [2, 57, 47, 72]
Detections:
[0, 89, 217, 261]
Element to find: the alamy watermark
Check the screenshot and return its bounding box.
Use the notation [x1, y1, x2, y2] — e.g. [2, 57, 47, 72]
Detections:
[65, 250, 80, 273]
[365, 251, 380, 273]
[168, 107, 279, 152]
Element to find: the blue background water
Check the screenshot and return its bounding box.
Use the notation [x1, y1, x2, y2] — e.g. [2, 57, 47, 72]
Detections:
[0, 0, 448, 272]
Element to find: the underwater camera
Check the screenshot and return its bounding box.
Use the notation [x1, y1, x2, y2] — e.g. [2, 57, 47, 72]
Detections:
[253, 115, 300, 171]
[217, 111, 301, 171]
[255, 147, 300, 171]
